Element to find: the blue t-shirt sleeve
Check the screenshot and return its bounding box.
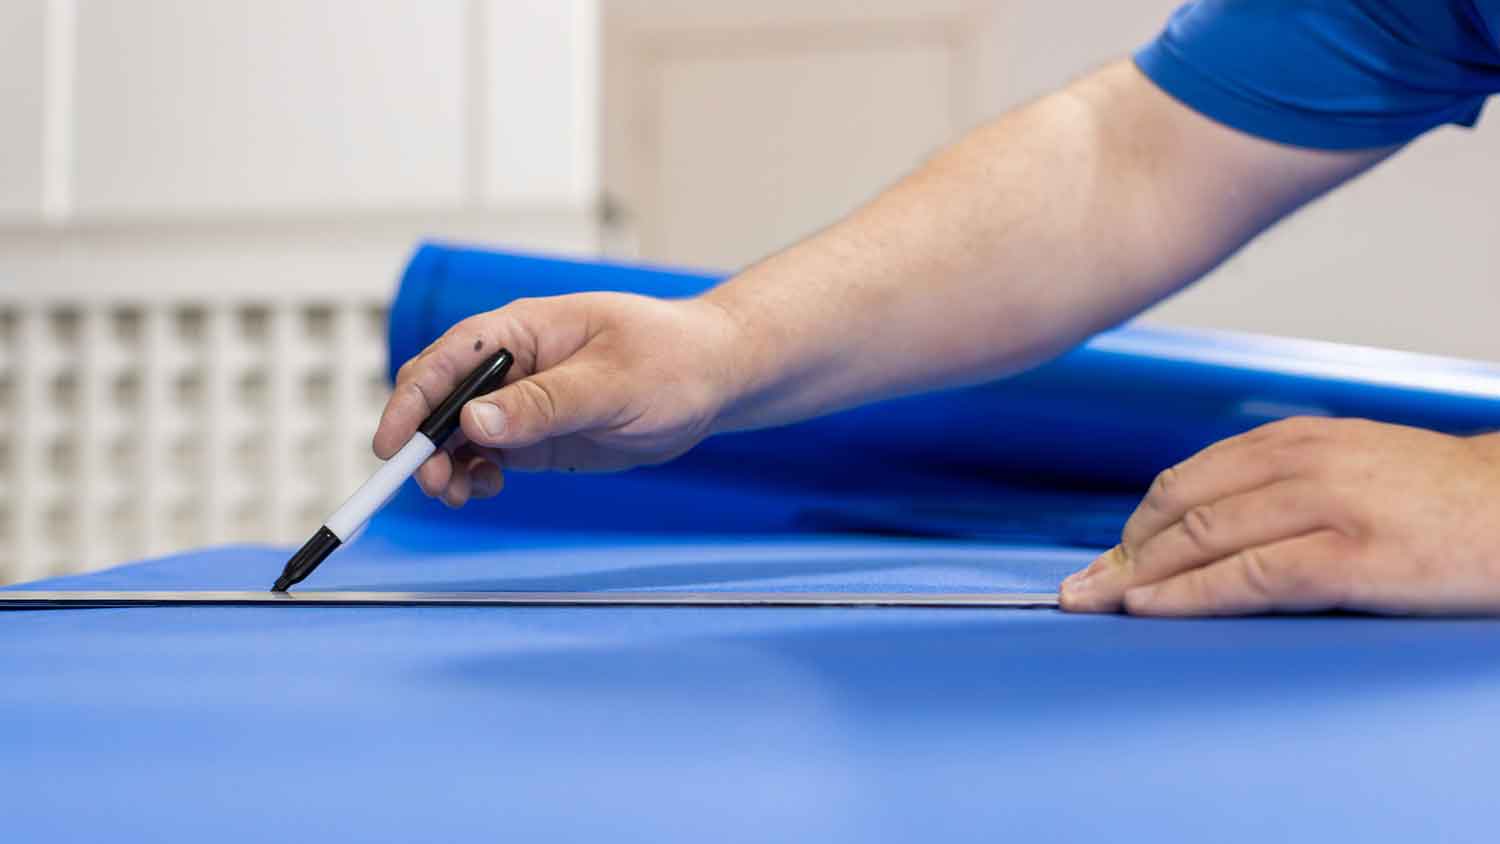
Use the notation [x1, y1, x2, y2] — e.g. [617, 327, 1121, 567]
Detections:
[1135, 0, 1500, 149]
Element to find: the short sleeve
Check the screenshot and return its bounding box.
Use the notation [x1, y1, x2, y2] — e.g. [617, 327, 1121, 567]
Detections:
[1135, 0, 1500, 150]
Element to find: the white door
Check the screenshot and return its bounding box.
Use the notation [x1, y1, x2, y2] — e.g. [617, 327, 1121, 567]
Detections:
[603, 0, 986, 271]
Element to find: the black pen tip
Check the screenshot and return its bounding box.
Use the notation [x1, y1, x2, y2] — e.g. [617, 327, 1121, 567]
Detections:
[271, 526, 343, 594]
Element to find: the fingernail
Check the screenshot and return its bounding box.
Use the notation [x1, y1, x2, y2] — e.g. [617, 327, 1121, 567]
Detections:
[1063, 552, 1110, 590]
[470, 403, 505, 440]
[1062, 571, 1093, 597]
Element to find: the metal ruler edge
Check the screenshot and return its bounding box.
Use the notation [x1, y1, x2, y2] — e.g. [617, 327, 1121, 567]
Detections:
[0, 590, 1060, 609]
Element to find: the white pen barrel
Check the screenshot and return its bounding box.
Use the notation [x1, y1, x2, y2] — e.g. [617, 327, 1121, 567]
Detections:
[324, 434, 437, 540]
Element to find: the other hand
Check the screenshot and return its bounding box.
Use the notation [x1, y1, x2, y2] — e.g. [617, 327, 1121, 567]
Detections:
[1060, 417, 1500, 616]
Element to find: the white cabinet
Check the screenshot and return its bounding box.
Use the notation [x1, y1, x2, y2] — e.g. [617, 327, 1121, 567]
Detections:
[5, 0, 599, 224]
[73, 0, 469, 217]
[0, 0, 46, 220]
[483, 0, 598, 206]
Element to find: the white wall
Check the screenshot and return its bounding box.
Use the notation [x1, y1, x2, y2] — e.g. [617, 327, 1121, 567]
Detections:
[1146, 128, 1500, 361]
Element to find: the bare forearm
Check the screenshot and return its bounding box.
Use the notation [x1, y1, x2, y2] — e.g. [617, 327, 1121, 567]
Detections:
[706, 61, 1390, 433]
[376, 63, 1393, 502]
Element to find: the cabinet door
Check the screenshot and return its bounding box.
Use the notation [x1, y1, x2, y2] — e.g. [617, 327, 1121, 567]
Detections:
[0, 0, 46, 220]
[482, 0, 599, 206]
[73, 0, 469, 217]
[605, 0, 983, 270]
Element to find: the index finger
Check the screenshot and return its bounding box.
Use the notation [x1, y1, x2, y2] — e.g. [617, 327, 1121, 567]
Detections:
[1119, 419, 1318, 552]
[373, 319, 517, 459]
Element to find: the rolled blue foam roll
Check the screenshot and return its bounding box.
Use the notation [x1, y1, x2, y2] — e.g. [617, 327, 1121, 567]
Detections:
[374, 241, 1500, 540]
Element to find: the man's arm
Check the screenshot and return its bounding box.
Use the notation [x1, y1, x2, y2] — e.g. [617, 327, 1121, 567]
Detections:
[372, 59, 1391, 504]
[705, 59, 1392, 431]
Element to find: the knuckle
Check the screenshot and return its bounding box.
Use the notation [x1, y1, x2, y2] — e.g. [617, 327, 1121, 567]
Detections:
[1256, 434, 1329, 480]
[403, 379, 432, 411]
[454, 313, 503, 346]
[445, 314, 482, 339]
[1263, 416, 1310, 437]
[1182, 569, 1219, 609]
[1332, 506, 1372, 546]
[518, 379, 560, 429]
[505, 298, 541, 320]
[1105, 543, 1136, 575]
[402, 351, 452, 397]
[1146, 466, 1182, 512]
[1264, 415, 1328, 443]
[1236, 548, 1281, 598]
[395, 358, 417, 383]
[425, 347, 458, 382]
[1263, 441, 1308, 475]
[1181, 504, 1217, 551]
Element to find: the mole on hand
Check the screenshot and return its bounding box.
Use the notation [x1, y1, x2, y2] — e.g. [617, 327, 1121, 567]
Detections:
[473, 339, 484, 352]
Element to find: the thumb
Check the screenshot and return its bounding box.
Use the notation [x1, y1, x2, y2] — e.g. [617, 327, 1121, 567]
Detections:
[460, 363, 625, 449]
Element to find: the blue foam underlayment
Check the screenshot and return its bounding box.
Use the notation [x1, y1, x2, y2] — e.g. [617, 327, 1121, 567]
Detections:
[7, 244, 1500, 842]
[19, 534, 1084, 595]
[8, 537, 1500, 843]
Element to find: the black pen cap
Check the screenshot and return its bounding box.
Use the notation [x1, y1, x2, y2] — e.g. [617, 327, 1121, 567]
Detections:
[416, 348, 515, 444]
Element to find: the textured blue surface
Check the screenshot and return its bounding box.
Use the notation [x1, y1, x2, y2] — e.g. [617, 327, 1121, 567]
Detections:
[8, 538, 1500, 842]
[7, 244, 1500, 841]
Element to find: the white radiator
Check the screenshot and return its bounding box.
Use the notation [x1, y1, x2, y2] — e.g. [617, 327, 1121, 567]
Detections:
[0, 297, 391, 584]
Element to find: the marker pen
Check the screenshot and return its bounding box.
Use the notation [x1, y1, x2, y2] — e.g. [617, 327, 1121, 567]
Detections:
[271, 348, 515, 592]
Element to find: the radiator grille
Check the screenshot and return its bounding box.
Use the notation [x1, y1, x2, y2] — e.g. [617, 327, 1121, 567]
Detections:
[0, 299, 391, 584]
